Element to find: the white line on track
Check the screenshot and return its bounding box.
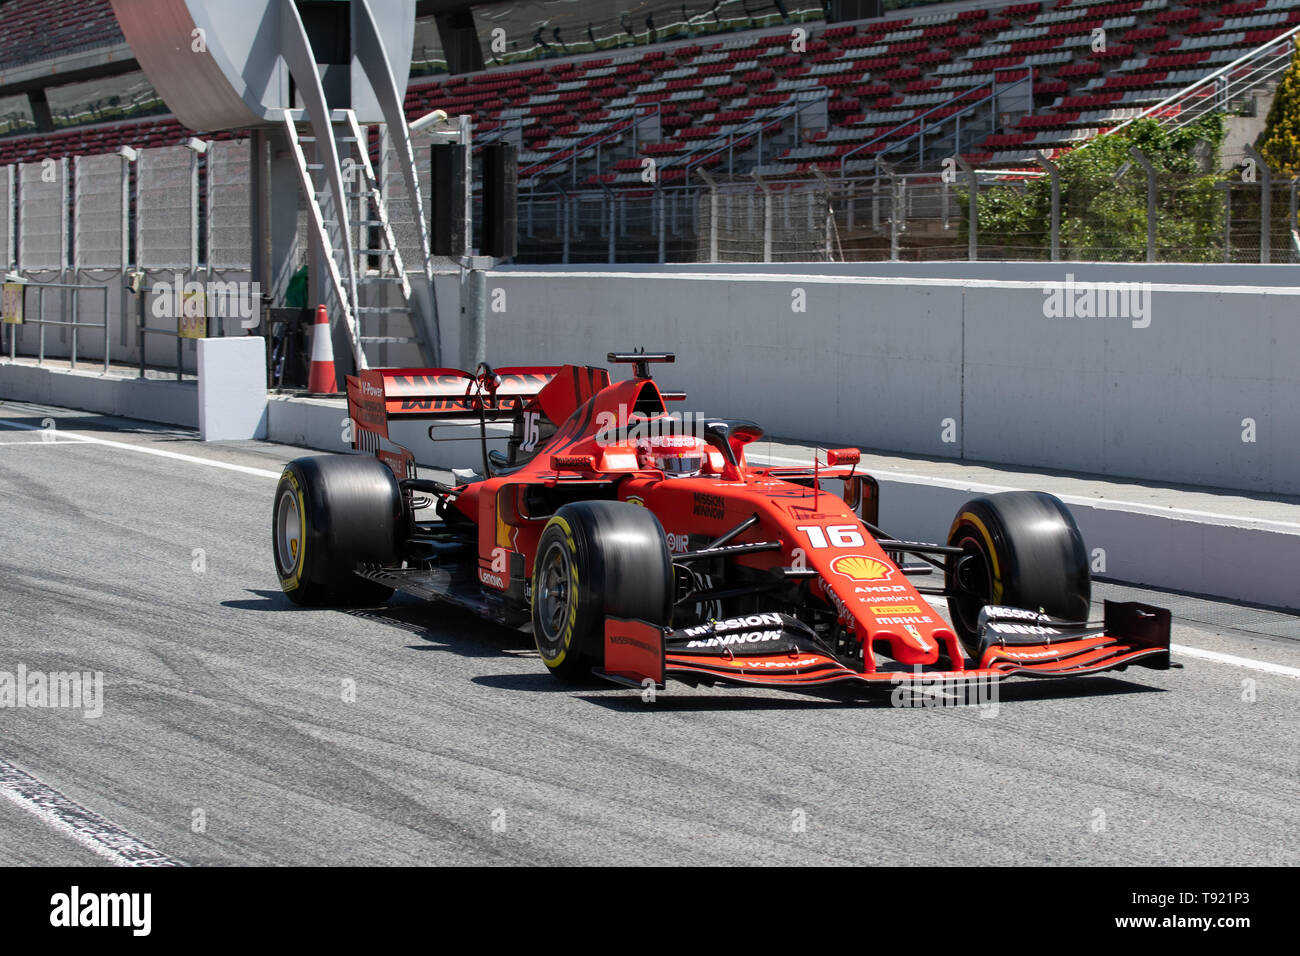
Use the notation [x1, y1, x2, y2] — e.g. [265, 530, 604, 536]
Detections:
[3, 416, 1295, 679]
[1170, 643, 1300, 679]
[0, 758, 183, 866]
[0, 418, 281, 478]
[0, 439, 81, 445]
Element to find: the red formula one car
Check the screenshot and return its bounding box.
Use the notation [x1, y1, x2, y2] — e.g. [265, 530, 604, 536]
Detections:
[271, 352, 1171, 695]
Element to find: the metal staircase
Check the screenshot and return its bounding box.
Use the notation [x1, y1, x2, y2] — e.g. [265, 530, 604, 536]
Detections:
[279, 0, 440, 372]
[285, 109, 437, 370]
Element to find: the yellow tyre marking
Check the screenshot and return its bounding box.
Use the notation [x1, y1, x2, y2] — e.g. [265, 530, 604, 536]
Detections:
[279, 470, 307, 592]
[959, 511, 1002, 605]
[536, 515, 580, 669]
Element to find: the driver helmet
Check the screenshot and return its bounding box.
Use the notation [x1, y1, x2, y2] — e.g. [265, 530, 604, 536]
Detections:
[637, 434, 709, 477]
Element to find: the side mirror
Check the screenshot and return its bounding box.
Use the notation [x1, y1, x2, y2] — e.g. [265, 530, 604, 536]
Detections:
[843, 475, 879, 527]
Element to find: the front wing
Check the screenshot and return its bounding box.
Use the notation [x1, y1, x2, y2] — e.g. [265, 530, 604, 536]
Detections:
[600, 601, 1171, 693]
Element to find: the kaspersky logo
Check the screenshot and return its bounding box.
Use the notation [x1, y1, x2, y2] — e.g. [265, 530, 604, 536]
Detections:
[830, 555, 893, 582]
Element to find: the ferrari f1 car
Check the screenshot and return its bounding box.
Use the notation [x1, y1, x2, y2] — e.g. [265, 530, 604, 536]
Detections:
[271, 351, 1171, 694]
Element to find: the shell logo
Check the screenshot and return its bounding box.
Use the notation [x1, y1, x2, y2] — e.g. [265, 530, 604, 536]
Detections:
[830, 554, 893, 582]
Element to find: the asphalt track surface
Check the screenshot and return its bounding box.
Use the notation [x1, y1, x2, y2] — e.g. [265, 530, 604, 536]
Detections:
[0, 400, 1296, 866]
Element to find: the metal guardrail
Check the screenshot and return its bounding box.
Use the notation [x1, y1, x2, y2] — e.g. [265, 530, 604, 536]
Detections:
[3, 280, 110, 373]
[514, 157, 1296, 265]
[135, 280, 197, 381]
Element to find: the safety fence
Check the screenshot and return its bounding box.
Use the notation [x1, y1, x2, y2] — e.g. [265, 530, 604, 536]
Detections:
[510, 162, 1300, 265]
[1, 280, 110, 372]
[0, 140, 252, 376]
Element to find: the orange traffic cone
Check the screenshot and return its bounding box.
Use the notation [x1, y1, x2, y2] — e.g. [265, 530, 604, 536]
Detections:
[307, 304, 338, 395]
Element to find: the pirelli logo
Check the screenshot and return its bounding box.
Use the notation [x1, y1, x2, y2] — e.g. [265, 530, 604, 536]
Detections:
[870, 604, 922, 615]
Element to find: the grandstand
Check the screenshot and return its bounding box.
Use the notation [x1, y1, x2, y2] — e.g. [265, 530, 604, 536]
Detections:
[0, 0, 1296, 261]
[407, 0, 1299, 184]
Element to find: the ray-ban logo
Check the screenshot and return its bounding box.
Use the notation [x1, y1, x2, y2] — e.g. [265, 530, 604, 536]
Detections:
[1041, 273, 1151, 328]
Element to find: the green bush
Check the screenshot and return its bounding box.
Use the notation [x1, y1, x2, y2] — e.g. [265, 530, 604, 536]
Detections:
[963, 116, 1226, 261]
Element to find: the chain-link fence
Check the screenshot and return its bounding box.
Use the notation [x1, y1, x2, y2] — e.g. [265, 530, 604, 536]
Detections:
[382, 127, 438, 271]
[1, 142, 244, 374]
[4, 131, 1299, 370]
[514, 162, 1300, 264]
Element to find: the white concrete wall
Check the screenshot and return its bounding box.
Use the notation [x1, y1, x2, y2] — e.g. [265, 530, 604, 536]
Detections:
[867, 473, 1300, 611]
[474, 270, 1300, 496]
[505, 260, 1300, 286]
[0, 362, 198, 427]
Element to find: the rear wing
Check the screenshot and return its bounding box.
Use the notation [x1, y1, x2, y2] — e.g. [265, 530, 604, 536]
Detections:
[346, 366, 560, 442]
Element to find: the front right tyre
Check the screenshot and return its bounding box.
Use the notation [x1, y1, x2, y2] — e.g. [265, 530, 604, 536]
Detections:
[945, 491, 1090, 659]
[531, 500, 673, 681]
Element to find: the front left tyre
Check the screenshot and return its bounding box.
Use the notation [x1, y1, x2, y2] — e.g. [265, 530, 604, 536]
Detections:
[273, 455, 404, 607]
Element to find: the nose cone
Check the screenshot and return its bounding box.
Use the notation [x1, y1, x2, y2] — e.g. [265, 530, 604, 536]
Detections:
[878, 626, 944, 666]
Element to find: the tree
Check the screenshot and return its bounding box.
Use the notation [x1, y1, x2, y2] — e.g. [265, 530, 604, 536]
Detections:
[1258, 36, 1300, 177]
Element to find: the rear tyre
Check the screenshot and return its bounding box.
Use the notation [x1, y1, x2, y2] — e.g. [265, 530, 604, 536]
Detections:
[532, 501, 673, 681]
[273, 455, 404, 607]
[945, 491, 1090, 658]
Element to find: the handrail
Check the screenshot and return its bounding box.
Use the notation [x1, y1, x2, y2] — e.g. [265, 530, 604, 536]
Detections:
[2, 279, 111, 374]
[518, 165, 1046, 203]
[673, 87, 830, 179]
[521, 103, 663, 185]
[873, 74, 1032, 173]
[1104, 23, 1300, 138]
[838, 71, 1029, 175]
